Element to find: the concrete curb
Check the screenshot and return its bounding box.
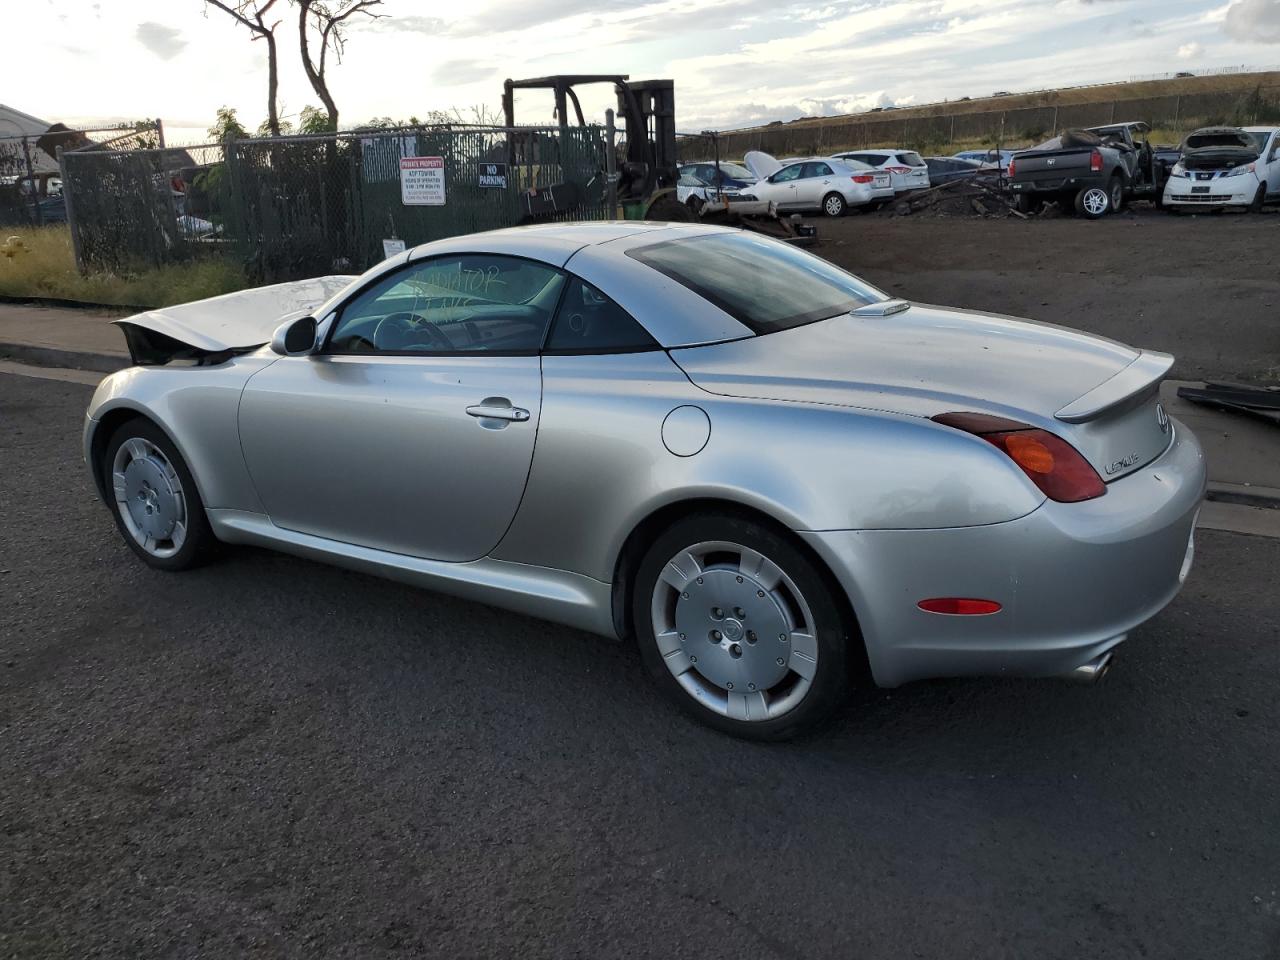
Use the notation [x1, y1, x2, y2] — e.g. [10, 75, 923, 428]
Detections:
[1206, 481, 1280, 510]
[0, 294, 145, 313]
[0, 342, 128, 374]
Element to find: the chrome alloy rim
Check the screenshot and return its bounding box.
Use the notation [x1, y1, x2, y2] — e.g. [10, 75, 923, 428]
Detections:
[111, 437, 188, 558]
[825, 195, 843, 215]
[1082, 187, 1109, 215]
[650, 541, 818, 722]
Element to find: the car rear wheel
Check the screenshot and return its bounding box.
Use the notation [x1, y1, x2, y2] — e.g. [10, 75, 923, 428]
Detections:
[1075, 176, 1120, 219]
[821, 192, 847, 217]
[633, 512, 851, 740]
[103, 417, 215, 571]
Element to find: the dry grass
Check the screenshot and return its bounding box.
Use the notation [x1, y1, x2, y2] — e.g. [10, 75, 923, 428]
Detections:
[0, 226, 247, 308]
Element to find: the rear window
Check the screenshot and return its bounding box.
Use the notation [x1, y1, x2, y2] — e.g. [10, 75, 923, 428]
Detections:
[626, 232, 879, 335]
[844, 152, 889, 165]
[896, 152, 925, 167]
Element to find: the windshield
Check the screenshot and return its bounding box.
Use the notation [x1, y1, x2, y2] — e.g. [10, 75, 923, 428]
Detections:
[627, 232, 880, 335]
[713, 162, 755, 179]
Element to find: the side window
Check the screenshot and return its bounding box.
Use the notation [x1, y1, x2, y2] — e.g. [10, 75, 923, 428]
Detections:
[544, 277, 660, 354]
[772, 165, 803, 183]
[810, 162, 833, 177]
[328, 254, 564, 354]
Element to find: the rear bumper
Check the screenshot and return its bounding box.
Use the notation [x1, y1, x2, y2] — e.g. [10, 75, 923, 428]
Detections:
[801, 419, 1206, 687]
[1010, 174, 1107, 195]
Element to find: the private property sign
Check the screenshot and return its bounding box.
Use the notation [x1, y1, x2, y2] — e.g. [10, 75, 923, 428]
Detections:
[400, 156, 445, 205]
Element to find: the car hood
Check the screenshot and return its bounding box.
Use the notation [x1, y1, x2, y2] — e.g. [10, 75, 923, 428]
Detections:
[743, 150, 782, 179]
[114, 275, 356, 353]
[668, 302, 1141, 423]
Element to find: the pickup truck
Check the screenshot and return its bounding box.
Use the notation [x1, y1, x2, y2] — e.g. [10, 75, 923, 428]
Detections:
[1008, 122, 1169, 218]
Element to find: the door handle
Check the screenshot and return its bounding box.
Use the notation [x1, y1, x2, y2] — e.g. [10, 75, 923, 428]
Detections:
[466, 399, 530, 422]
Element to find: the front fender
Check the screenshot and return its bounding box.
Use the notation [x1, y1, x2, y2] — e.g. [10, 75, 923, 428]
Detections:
[84, 355, 276, 514]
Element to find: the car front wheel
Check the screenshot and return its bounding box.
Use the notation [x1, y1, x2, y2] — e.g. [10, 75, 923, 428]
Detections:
[633, 512, 852, 740]
[103, 417, 216, 571]
[822, 192, 847, 217]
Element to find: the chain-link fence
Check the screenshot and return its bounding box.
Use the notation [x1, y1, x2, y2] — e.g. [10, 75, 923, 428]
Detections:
[706, 83, 1280, 160]
[0, 121, 160, 228]
[60, 123, 612, 282]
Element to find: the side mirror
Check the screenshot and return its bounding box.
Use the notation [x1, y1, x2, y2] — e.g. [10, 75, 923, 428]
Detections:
[270, 315, 318, 356]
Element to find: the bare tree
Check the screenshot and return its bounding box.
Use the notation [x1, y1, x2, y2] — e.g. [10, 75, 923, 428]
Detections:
[203, 1, 285, 136]
[296, 0, 384, 131]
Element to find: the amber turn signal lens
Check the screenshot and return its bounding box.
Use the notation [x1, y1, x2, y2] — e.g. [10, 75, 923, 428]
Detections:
[1003, 434, 1055, 474]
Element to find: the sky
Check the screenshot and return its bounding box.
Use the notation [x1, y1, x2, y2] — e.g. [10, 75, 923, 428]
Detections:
[7, 0, 1280, 144]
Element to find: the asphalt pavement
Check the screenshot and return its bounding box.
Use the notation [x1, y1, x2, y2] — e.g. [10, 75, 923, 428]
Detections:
[2, 370, 1279, 960]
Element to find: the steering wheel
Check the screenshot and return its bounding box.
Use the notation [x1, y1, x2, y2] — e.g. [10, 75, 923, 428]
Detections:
[372, 312, 454, 351]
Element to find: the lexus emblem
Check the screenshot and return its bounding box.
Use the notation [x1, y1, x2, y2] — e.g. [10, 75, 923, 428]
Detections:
[1156, 402, 1169, 433]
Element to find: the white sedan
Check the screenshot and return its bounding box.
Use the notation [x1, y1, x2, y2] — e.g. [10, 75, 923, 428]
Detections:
[742, 153, 889, 216]
[830, 149, 930, 193]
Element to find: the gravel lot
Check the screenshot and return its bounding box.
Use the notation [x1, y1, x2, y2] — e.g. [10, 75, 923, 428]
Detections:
[818, 207, 1280, 384]
[2, 366, 1279, 956]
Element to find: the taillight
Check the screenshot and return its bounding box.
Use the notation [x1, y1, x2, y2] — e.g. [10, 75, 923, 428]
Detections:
[852, 174, 874, 183]
[1007, 158, 1016, 177]
[886, 165, 912, 174]
[1090, 149, 1103, 172]
[931, 412, 1106, 503]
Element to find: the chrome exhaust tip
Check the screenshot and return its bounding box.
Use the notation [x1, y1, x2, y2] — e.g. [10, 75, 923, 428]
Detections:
[1064, 651, 1114, 685]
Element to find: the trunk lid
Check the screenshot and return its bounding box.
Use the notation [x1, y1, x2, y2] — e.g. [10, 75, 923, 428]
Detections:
[670, 304, 1174, 482]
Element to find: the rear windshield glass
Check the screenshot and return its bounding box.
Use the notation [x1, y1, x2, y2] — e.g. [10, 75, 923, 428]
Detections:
[626, 232, 880, 335]
[896, 152, 925, 166]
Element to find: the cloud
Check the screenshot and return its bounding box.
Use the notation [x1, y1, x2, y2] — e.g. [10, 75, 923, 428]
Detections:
[366, 15, 448, 34]
[1222, 0, 1280, 41]
[431, 60, 498, 85]
[135, 22, 187, 60]
[1177, 40, 1204, 57]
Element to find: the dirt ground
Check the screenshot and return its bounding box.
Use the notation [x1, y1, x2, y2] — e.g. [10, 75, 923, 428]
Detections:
[811, 206, 1280, 384]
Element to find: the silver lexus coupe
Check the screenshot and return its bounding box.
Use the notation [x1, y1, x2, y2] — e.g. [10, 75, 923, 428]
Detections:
[85, 222, 1205, 739]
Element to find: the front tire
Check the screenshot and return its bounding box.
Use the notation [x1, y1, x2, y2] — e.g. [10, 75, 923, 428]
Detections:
[821, 192, 847, 217]
[103, 417, 216, 571]
[1249, 182, 1266, 213]
[633, 512, 852, 740]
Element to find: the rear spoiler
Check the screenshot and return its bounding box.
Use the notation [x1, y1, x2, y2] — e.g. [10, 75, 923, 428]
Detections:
[1055, 351, 1174, 423]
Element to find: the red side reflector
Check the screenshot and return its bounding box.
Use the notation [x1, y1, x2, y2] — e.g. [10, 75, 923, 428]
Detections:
[918, 598, 1003, 616]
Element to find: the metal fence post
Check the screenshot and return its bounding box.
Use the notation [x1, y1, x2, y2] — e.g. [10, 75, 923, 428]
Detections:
[605, 108, 618, 219]
[156, 118, 166, 149]
[21, 136, 42, 227]
[56, 146, 85, 272]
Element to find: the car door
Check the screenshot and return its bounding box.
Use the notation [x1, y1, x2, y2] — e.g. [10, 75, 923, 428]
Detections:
[759, 164, 803, 208]
[1267, 133, 1280, 199]
[794, 162, 834, 207]
[237, 252, 561, 562]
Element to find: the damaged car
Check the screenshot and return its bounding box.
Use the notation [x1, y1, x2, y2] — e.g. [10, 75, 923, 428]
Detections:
[84, 222, 1205, 740]
[1008, 122, 1167, 218]
[1163, 126, 1280, 212]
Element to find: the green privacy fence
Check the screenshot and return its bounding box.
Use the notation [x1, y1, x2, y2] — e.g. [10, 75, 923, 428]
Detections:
[60, 123, 613, 282]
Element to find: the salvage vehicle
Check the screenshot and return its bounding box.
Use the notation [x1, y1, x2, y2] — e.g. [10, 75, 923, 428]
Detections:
[1163, 126, 1280, 212]
[677, 160, 757, 193]
[924, 156, 985, 186]
[953, 148, 1015, 171]
[744, 152, 891, 215]
[829, 149, 930, 192]
[85, 222, 1205, 740]
[1008, 122, 1167, 218]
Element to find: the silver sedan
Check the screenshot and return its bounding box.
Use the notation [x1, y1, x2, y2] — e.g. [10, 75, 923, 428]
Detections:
[84, 223, 1205, 739]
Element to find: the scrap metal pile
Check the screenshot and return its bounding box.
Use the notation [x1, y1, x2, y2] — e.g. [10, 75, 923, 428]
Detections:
[882, 176, 1027, 219]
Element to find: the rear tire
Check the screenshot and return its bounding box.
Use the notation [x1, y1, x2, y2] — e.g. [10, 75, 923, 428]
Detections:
[1015, 193, 1042, 214]
[1074, 176, 1120, 219]
[632, 511, 853, 740]
[102, 417, 216, 571]
[821, 192, 847, 217]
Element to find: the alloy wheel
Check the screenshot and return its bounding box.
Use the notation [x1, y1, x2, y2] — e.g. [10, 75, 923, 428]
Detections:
[1082, 187, 1109, 216]
[649, 540, 819, 722]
